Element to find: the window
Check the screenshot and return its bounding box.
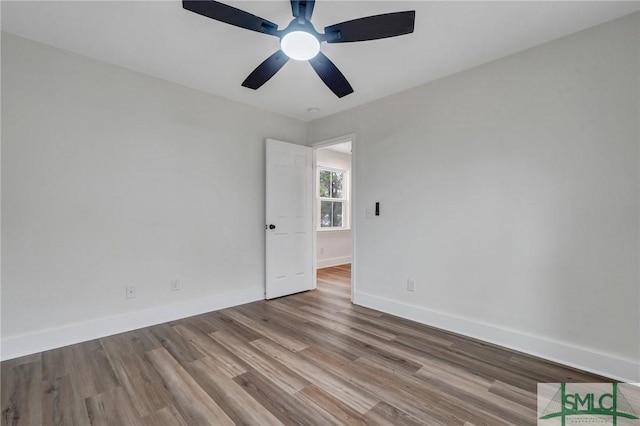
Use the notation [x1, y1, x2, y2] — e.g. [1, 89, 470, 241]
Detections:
[318, 167, 348, 229]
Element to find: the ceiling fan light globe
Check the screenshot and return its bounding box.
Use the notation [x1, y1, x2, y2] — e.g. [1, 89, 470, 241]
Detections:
[281, 31, 320, 61]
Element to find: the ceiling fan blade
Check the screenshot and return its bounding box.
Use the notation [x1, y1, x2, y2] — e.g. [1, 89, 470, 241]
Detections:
[242, 50, 290, 90]
[324, 11, 415, 43]
[290, 0, 315, 21]
[183, 0, 279, 36]
[308, 52, 353, 98]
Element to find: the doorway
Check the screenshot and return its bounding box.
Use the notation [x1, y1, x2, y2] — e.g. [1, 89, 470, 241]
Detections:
[312, 136, 354, 300]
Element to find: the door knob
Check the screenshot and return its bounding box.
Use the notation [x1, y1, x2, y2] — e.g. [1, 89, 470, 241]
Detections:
[268, 224, 276, 230]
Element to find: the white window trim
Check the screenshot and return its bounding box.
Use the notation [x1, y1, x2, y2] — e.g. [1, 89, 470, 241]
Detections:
[317, 164, 350, 231]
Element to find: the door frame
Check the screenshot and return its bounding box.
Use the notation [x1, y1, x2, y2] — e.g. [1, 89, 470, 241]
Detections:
[311, 134, 356, 302]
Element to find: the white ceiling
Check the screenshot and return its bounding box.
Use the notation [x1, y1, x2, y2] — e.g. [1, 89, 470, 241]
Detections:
[321, 141, 352, 155]
[2, 1, 639, 121]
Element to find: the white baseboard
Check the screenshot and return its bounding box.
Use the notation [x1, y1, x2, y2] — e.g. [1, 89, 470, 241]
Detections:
[317, 256, 352, 269]
[1, 286, 264, 361]
[353, 291, 640, 383]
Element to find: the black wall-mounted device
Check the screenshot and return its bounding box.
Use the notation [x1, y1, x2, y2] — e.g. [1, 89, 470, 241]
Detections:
[375, 202, 380, 216]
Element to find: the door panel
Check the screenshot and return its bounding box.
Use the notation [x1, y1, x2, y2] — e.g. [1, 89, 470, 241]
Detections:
[265, 139, 313, 299]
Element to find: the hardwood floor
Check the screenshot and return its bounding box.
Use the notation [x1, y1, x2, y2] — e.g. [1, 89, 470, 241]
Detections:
[2, 264, 611, 425]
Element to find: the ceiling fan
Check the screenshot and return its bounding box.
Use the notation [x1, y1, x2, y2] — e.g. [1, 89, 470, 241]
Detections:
[182, 0, 415, 98]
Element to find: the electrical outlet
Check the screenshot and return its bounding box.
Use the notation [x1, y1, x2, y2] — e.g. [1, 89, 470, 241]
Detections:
[407, 278, 416, 292]
[126, 285, 137, 299]
[171, 279, 181, 291]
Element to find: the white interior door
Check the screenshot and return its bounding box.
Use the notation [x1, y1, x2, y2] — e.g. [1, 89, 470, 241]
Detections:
[265, 139, 313, 299]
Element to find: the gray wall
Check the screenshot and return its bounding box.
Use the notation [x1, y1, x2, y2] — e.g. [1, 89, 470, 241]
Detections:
[1, 33, 307, 356]
[308, 13, 640, 380]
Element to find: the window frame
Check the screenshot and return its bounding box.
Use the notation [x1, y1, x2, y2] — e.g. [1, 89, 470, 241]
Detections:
[317, 165, 349, 231]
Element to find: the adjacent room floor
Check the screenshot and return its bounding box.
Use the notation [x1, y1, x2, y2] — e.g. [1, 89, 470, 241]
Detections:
[1, 264, 609, 425]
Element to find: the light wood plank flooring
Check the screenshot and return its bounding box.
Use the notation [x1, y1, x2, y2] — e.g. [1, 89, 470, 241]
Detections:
[2, 264, 610, 425]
